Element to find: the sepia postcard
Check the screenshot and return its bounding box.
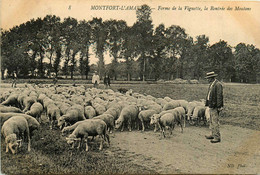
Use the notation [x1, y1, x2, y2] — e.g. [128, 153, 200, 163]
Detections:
[1, 0, 260, 174]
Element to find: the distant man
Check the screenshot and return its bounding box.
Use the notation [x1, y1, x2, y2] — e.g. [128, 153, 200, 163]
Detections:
[205, 71, 223, 143]
[11, 72, 17, 88]
[104, 75, 111, 88]
[92, 71, 100, 88]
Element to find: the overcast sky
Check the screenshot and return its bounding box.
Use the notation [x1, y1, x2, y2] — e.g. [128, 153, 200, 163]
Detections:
[1, 0, 259, 64]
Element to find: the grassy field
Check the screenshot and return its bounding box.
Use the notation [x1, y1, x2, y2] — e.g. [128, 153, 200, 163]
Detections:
[1, 123, 157, 174]
[1, 82, 260, 174]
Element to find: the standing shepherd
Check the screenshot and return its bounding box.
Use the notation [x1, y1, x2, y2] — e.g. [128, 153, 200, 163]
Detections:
[104, 75, 111, 88]
[205, 71, 223, 143]
[11, 72, 17, 88]
[92, 71, 100, 88]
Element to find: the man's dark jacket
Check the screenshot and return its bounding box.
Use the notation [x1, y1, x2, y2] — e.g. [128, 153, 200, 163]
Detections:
[205, 79, 223, 109]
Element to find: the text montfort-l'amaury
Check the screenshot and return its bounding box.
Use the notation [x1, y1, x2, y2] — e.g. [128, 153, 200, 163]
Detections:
[90, 5, 140, 10]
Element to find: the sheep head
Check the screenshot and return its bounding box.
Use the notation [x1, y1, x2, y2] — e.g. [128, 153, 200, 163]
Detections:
[150, 114, 160, 125]
[6, 134, 19, 154]
[115, 118, 123, 129]
[66, 134, 80, 148]
[57, 116, 65, 128]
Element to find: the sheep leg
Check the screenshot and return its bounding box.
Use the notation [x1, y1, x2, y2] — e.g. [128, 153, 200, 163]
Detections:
[180, 122, 183, 133]
[158, 123, 162, 132]
[50, 120, 54, 130]
[183, 114, 186, 128]
[5, 143, 9, 153]
[71, 141, 75, 149]
[163, 129, 166, 138]
[26, 126, 31, 152]
[109, 126, 113, 134]
[121, 123, 124, 132]
[77, 139, 82, 149]
[84, 135, 89, 151]
[170, 125, 173, 135]
[141, 120, 145, 132]
[134, 120, 138, 130]
[18, 133, 23, 147]
[105, 134, 110, 147]
[99, 135, 104, 151]
[48, 114, 53, 130]
[162, 128, 166, 138]
[154, 124, 158, 132]
[195, 118, 198, 127]
[137, 120, 140, 131]
[128, 119, 132, 132]
[38, 114, 42, 123]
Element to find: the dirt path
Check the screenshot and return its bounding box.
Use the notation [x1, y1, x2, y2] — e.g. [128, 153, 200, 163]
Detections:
[108, 125, 260, 174]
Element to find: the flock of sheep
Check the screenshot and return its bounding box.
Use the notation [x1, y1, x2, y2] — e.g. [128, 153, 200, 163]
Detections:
[0, 84, 210, 154]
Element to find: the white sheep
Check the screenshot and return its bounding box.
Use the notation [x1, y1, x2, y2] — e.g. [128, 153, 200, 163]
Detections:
[156, 107, 186, 128]
[61, 120, 86, 135]
[164, 96, 172, 102]
[0, 106, 22, 113]
[186, 101, 204, 121]
[176, 100, 189, 113]
[150, 113, 174, 137]
[70, 104, 86, 120]
[25, 102, 43, 122]
[56, 102, 71, 116]
[70, 95, 84, 105]
[155, 98, 168, 107]
[1, 91, 12, 102]
[162, 100, 179, 111]
[22, 96, 37, 112]
[138, 109, 158, 132]
[93, 114, 115, 133]
[37, 94, 47, 105]
[1, 113, 40, 137]
[142, 104, 162, 113]
[103, 107, 121, 120]
[57, 109, 85, 129]
[115, 105, 139, 132]
[1, 93, 19, 107]
[92, 102, 106, 116]
[190, 106, 206, 126]
[150, 108, 184, 137]
[47, 104, 61, 129]
[1, 113, 15, 126]
[84, 106, 96, 119]
[29, 91, 38, 98]
[66, 119, 110, 151]
[1, 116, 31, 154]
[42, 97, 54, 110]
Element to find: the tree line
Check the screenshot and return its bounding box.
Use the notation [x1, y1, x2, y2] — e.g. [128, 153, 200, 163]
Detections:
[1, 5, 259, 83]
